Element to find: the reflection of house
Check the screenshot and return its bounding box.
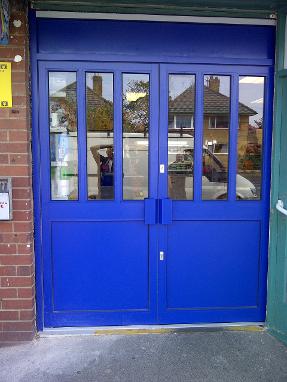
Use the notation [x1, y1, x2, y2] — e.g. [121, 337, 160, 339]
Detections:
[51, 75, 113, 132]
[168, 77, 259, 166]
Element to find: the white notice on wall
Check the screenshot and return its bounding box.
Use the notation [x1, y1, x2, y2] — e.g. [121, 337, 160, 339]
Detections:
[0, 193, 10, 220]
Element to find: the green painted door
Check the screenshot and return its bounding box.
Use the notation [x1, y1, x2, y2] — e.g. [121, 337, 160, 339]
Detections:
[267, 14, 287, 346]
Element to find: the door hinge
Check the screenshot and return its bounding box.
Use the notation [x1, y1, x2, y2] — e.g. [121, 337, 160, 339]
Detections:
[160, 251, 164, 261]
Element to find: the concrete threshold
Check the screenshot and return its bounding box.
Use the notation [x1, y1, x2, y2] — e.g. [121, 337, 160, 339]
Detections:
[40, 322, 265, 337]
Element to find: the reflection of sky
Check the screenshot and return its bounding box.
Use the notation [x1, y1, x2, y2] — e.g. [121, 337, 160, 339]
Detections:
[123, 73, 150, 96]
[169, 75, 231, 100]
[49, 72, 114, 101]
[49, 72, 149, 102]
[87, 73, 150, 101]
[204, 74, 231, 97]
[49, 73, 264, 127]
[86, 73, 113, 101]
[204, 75, 230, 97]
[169, 75, 195, 99]
[169, 74, 264, 127]
[239, 77, 264, 126]
[49, 72, 76, 95]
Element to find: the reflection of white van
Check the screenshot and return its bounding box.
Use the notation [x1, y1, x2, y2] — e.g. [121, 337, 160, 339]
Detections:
[86, 132, 257, 200]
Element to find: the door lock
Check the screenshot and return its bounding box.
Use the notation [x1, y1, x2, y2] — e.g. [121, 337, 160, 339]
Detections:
[160, 251, 164, 261]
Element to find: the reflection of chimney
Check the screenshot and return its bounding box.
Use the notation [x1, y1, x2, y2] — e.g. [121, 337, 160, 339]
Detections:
[208, 76, 220, 93]
[93, 75, 102, 97]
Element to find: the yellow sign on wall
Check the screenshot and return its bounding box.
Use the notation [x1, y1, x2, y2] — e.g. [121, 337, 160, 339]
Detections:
[0, 62, 12, 108]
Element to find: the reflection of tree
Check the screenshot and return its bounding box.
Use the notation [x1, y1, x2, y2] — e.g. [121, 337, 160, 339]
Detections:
[87, 101, 113, 132]
[51, 82, 77, 132]
[63, 100, 77, 131]
[50, 98, 77, 132]
[240, 143, 262, 170]
[123, 80, 149, 134]
[254, 117, 263, 129]
[52, 80, 114, 133]
[240, 115, 262, 170]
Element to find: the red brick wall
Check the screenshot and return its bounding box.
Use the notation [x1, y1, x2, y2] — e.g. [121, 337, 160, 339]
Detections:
[0, 1, 35, 342]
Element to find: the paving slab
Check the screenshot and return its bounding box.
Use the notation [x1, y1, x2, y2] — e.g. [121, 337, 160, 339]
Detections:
[0, 330, 287, 382]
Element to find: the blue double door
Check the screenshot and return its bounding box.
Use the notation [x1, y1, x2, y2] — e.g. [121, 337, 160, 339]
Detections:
[39, 61, 272, 327]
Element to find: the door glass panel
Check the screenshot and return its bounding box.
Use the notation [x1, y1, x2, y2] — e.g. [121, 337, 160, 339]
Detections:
[237, 76, 265, 200]
[123, 73, 149, 200]
[86, 73, 114, 200]
[168, 74, 195, 200]
[49, 72, 78, 200]
[202, 75, 230, 200]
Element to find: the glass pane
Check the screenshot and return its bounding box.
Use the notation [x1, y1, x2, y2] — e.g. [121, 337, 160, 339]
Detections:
[237, 76, 264, 200]
[86, 73, 114, 200]
[123, 73, 149, 200]
[49, 72, 78, 200]
[168, 74, 195, 200]
[202, 75, 230, 200]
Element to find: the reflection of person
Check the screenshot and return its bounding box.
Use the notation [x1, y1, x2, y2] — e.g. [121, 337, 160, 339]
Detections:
[90, 145, 114, 199]
[168, 150, 193, 200]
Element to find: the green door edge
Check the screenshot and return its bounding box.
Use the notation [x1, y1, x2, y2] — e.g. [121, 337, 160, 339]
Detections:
[29, 0, 287, 19]
[267, 12, 287, 346]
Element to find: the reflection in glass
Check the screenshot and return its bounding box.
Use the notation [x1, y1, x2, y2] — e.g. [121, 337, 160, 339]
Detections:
[237, 76, 264, 200]
[49, 72, 78, 200]
[202, 75, 230, 200]
[86, 73, 114, 200]
[168, 75, 195, 200]
[123, 73, 149, 200]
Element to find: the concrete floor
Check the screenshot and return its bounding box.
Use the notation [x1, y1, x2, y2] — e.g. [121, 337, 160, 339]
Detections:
[0, 330, 287, 382]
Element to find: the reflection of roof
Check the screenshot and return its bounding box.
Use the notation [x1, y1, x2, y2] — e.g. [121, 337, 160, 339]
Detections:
[169, 86, 257, 116]
[51, 82, 112, 109]
[86, 87, 112, 109]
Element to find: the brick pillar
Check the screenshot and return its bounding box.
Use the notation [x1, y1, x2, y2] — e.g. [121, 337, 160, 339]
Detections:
[0, 1, 35, 342]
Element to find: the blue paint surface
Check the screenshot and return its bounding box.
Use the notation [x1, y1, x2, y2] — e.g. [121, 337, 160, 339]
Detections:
[36, 19, 275, 64]
[52, 222, 149, 311]
[166, 221, 260, 309]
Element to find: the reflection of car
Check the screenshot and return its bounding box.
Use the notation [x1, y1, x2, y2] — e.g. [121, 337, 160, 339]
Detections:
[168, 147, 257, 200]
[86, 132, 257, 200]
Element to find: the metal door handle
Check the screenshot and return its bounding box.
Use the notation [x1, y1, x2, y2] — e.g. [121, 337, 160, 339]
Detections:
[159, 198, 172, 225]
[276, 200, 287, 216]
[144, 198, 157, 224]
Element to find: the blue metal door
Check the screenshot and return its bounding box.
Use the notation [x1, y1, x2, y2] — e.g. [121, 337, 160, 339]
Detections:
[38, 61, 272, 327]
[157, 64, 273, 323]
[39, 62, 159, 327]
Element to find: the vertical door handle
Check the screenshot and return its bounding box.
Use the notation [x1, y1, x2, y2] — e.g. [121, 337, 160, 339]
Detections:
[144, 198, 157, 225]
[276, 200, 287, 216]
[159, 198, 172, 225]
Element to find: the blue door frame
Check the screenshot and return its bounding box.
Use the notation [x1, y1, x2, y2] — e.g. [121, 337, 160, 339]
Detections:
[38, 61, 159, 327]
[30, 14, 275, 329]
[158, 64, 273, 323]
